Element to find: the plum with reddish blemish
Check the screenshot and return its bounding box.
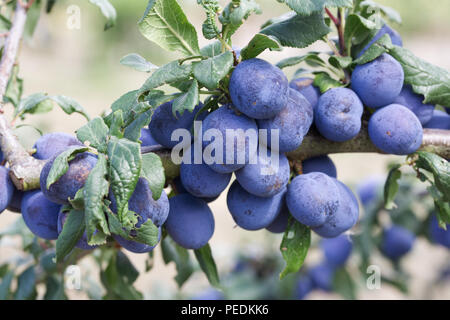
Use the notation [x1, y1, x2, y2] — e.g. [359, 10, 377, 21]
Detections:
[368, 104, 423, 155]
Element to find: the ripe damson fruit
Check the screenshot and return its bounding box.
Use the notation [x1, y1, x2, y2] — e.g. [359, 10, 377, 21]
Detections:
[40, 152, 98, 204]
[351, 53, 404, 108]
[173, 177, 218, 203]
[381, 225, 415, 260]
[227, 180, 285, 231]
[393, 85, 435, 125]
[180, 145, 231, 198]
[258, 88, 313, 153]
[149, 100, 205, 148]
[140, 128, 159, 147]
[201, 105, 258, 173]
[295, 276, 314, 300]
[289, 77, 321, 110]
[7, 187, 24, 213]
[368, 104, 423, 155]
[321, 234, 353, 267]
[286, 172, 341, 228]
[312, 180, 359, 238]
[302, 155, 337, 178]
[424, 110, 450, 130]
[356, 175, 384, 206]
[309, 263, 335, 292]
[110, 178, 170, 228]
[0, 147, 3, 163]
[165, 193, 214, 249]
[358, 24, 403, 57]
[266, 206, 290, 234]
[315, 88, 364, 142]
[21, 191, 61, 240]
[0, 166, 13, 214]
[58, 210, 97, 250]
[430, 217, 450, 249]
[33, 132, 83, 160]
[229, 58, 288, 119]
[235, 149, 290, 198]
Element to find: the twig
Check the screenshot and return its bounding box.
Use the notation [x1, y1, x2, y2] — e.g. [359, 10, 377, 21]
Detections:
[0, 4, 46, 190]
[325, 7, 347, 56]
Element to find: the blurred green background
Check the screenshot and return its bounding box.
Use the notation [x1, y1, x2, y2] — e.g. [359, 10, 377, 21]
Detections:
[0, 0, 449, 299]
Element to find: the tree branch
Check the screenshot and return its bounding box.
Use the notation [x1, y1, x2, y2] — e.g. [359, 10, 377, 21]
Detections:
[0, 4, 46, 191]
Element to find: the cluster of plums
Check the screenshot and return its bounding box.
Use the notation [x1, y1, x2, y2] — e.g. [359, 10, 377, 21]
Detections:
[0, 24, 448, 256]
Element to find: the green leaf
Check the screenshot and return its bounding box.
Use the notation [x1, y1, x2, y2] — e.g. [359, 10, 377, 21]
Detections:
[46, 0, 57, 13]
[161, 237, 194, 288]
[0, 14, 11, 32]
[15, 93, 51, 117]
[344, 13, 377, 55]
[428, 185, 450, 225]
[4, 65, 23, 108]
[276, 52, 327, 69]
[353, 33, 392, 65]
[45, 146, 89, 190]
[172, 79, 199, 116]
[200, 41, 223, 58]
[261, 11, 296, 29]
[106, 210, 159, 247]
[240, 34, 282, 60]
[109, 109, 125, 138]
[124, 110, 153, 142]
[116, 251, 139, 284]
[193, 52, 234, 90]
[44, 275, 66, 300]
[141, 153, 165, 200]
[414, 152, 450, 201]
[280, 0, 353, 16]
[198, 0, 221, 40]
[76, 117, 109, 153]
[279, 219, 311, 279]
[0, 271, 13, 300]
[24, 0, 41, 40]
[50, 95, 90, 121]
[260, 12, 330, 49]
[120, 53, 157, 73]
[329, 55, 353, 69]
[383, 164, 402, 210]
[100, 251, 143, 300]
[139, 60, 193, 94]
[107, 137, 141, 225]
[14, 266, 36, 300]
[194, 244, 220, 288]
[220, 0, 261, 39]
[359, 0, 402, 24]
[138, 0, 200, 57]
[83, 154, 110, 245]
[313, 72, 344, 93]
[388, 46, 450, 107]
[56, 209, 86, 263]
[107, 90, 153, 128]
[89, 0, 117, 30]
[333, 267, 357, 300]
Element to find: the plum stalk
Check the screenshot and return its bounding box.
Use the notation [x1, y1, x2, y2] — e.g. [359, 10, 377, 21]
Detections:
[0, 3, 448, 192]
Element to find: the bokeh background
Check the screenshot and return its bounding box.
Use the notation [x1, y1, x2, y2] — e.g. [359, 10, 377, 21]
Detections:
[0, 0, 449, 299]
